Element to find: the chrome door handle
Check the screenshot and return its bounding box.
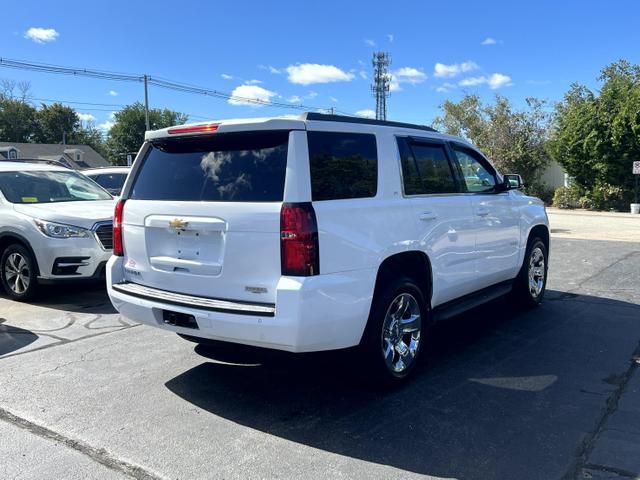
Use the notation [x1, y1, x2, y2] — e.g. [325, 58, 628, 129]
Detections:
[419, 212, 437, 221]
[476, 209, 490, 217]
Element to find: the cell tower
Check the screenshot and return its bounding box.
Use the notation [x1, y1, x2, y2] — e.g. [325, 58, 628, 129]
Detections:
[371, 52, 391, 120]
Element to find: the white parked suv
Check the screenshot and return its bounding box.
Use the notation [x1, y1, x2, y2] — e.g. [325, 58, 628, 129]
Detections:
[107, 113, 549, 382]
[83, 166, 131, 196]
[0, 162, 115, 300]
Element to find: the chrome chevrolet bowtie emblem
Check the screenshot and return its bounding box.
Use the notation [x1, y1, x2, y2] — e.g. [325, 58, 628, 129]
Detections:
[169, 218, 188, 230]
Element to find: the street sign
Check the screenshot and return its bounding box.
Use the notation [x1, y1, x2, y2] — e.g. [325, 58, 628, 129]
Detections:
[634, 161, 640, 174]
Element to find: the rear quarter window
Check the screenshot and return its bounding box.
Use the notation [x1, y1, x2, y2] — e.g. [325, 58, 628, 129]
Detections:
[307, 131, 378, 201]
[129, 131, 289, 202]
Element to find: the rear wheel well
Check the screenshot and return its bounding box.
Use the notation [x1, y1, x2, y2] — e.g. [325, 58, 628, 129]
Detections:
[372, 251, 432, 309]
[0, 234, 40, 276]
[528, 224, 549, 250]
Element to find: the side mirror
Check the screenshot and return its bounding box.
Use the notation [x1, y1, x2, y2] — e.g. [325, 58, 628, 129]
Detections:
[502, 174, 524, 190]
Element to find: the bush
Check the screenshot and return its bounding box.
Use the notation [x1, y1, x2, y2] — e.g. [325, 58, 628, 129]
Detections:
[590, 182, 626, 211]
[526, 183, 555, 205]
[553, 186, 581, 209]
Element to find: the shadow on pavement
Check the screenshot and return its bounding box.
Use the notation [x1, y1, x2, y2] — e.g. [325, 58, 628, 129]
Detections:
[0, 319, 38, 355]
[0, 281, 116, 315]
[165, 290, 640, 480]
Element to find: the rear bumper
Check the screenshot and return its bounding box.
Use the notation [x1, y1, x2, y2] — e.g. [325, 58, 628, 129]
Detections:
[107, 256, 376, 353]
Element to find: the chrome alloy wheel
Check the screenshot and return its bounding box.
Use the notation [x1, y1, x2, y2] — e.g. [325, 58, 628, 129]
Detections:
[4, 252, 30, 295]
[528, 247, 545, 298]
[381, 293, 422, 374]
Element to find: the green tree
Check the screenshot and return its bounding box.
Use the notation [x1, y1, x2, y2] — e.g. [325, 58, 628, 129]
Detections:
[433, 94, 550, 188]
[0, 80, 38, 143]
[549, 59, 640, 209]
[34, 103, 80, 144]
[105, 102, 188, 164]
[70, 123, 108, 159]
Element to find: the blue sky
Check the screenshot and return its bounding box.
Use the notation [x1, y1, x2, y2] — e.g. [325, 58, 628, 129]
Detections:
[2, 0, 639, 131]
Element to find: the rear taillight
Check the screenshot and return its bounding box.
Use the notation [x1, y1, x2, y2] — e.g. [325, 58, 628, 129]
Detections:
[113, 199, 126, 256]
[280, 203, 319, 276]
[167, 123, 219, 135]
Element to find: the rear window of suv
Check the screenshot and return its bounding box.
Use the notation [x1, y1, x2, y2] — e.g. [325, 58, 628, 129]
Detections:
[130, 131, 289, 202]
[308, 131, 378, 201]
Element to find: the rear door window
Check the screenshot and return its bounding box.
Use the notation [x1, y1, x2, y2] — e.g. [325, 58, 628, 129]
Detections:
[397, 138, 459, 195]
[308, 131, 378, 201]
[130, 131, 289, 202]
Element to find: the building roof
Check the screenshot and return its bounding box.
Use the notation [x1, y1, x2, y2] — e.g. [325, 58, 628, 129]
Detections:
[0, 142, 109, 169]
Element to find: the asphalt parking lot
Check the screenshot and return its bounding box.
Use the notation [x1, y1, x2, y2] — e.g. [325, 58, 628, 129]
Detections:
[1, 210, 639, 480]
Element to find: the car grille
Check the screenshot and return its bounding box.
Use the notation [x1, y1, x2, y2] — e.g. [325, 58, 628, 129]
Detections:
[94, 223, 113, 250]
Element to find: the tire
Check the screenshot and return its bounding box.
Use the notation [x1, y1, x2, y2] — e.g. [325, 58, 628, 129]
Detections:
[0, 244, 38, 301]
[512, 237, 548, 308]
[360, 277, 428, 384]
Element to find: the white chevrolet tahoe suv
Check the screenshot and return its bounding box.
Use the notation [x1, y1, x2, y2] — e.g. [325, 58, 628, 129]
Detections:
[107, 113, 549, 382]
[0, 162, 115, 300]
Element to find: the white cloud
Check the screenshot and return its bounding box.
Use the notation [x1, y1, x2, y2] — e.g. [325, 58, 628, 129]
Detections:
[389, 75, 401, 92]
[488, 73, 513, 89]
[434, 61, 479, 78]
[286, 64, 355, 85]
[458, 73, 513, 89]
[221, 73, 233, 80]
[287, 95, 302, 103]
[436, 82, 456, 93]
[394, 67, 427, 84]
[77, 113, 96, 122]
[481, 37, 497, 46]
[364, 39, 376, 47]
[330, 96, 338, 103]
[24, 27, 59, 43]
[228, 84, 276, 107]
[359, 70, 368, 80]
[307, 91, 318, 98]
[245, 79, 262, 85]
[387, 34, 394, 43]
[98, 121, 115, 132]
[108, 90, 118, 96]
[258, 65, 282, 74]
[355, 109, 376, 119]
[459, 76, 487, 87]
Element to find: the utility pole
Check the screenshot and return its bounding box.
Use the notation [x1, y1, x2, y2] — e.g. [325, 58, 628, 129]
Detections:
[371, 52, 391, 121]
[143, 74, 150, 131]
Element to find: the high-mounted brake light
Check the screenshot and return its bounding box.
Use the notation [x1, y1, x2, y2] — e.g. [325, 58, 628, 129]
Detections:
[280, 203, 319, 276]
[113, 199, 126, 256]
[167, 123, 219, 135]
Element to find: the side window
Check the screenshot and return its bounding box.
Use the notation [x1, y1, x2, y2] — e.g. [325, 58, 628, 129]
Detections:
[452, 146, 497, 193]
[308, 131, 378, 201]
[397, 138, 458, 195]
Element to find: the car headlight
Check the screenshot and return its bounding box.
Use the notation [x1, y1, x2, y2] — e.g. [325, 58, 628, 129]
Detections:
[35, 220, 91, 239]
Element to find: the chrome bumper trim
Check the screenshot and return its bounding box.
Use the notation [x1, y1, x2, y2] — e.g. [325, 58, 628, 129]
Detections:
[112, 282, 275, 317]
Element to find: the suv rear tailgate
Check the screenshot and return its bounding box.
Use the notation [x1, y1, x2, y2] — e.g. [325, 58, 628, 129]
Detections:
[119, 130, 290, 305]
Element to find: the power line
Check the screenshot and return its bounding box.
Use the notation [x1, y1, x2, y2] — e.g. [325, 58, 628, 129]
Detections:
[31, 96, 213, 121]
[31, 97, 126, 108]
[0, 56, 353, 115]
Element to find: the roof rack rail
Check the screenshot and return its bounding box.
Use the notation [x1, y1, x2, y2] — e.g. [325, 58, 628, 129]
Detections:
[303, 112, 437, 133]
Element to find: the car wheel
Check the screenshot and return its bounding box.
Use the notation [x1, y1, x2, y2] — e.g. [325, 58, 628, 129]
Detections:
[1, 244, 38, 301]
[361, 277, 427, 384]
[513, 238, 548, 308]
